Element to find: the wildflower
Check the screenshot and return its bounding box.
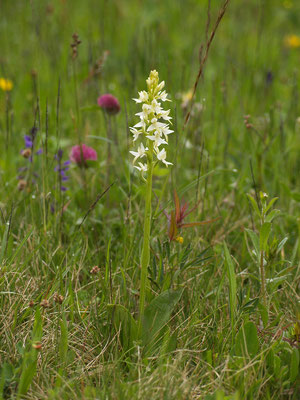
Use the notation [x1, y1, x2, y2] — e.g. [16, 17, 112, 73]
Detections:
[130, 70, 173, 171]
[55, 149, 70, 191]
[164, 190, 218, 241]
[284, 34, 300, 48]
[129, 143, 148, 164]
[130, 71, 174, 330]
[21, 128, 42, 161]
[0, 78, 13, 91]
[176, 236, 184, 244]
[70, 144, 97, 167]
[97, 94, 120, 115]
[156, 148, 173, 167]
[134, 162, 148, 173]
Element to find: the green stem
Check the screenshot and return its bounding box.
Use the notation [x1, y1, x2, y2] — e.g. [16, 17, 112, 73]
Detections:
[138, 142, 154, 335]
[260, 214, 267, 308]
[260, 249, 267, 307]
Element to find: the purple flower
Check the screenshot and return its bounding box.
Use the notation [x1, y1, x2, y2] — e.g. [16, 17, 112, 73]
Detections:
[24, 135, 33, 148]
[21, 128, 42, 161]
[70, 144, 97, 167]
[97, 94, 120, 115]
[55, 150, 70, 191]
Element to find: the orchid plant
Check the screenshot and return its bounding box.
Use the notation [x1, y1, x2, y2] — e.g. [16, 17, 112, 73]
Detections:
[130, 70, 173, 332]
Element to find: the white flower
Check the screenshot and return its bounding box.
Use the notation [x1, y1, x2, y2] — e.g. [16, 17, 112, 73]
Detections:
[157, 90, 169, 102]
[147, 118, 166, 132]
[160, 124, 174, 141]
[134, 162, 148, 172]
[158, 109, 172, 121]
[130, 70, 173, 173]
[156, 148, 172, 167]
[133, 91, 148, 103]
[146, 131, 167, 150]
[130, 127, 142, 141]
[134, 120, 146, 130]
[129, 143, 148, 164]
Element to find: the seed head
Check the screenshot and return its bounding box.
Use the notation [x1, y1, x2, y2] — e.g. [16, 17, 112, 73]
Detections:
[21, 148, 32, 158]
[53, 293, 64, 304]
[18, 180, 27, 191]
[40, 299, 50, 308]
[90, 266, 100, 275]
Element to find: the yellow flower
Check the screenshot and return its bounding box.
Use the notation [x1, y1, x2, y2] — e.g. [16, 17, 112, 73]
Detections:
[175, 236, 184, 244]
[0, 78, 13, 91]
[284, 34, 300, 49]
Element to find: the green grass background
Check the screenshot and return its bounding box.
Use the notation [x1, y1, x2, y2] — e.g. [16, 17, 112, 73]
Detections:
[0, 0, 299, 399]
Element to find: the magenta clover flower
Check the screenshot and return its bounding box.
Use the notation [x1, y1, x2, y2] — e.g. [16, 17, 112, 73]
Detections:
[97, 94, 120, 115]
[70, 144, 97, 167]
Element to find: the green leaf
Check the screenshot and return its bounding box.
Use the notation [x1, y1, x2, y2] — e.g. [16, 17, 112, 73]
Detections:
[258, 302, 269, 327]
[264, 197, 278, 215]
[265, 209, 281, 223]
[245, 229, 260, 259]
[107, 304, 138, 352]
[59, 314, 68, 365]
[276, 237, 288, 254]
[0, 362, 14, 398]
[17, 308, 43, 398]
[142, 289, 183, 350]
[274, 355, 281, 378]
[234, 321, 259, 357]
[223, 242, 236, 336]
[259, 222, 271, 251]
[290, 191, 300, 202]
[0, 223, 10, 265]
[247, 194, 261, 218]
[240, 298, 259, 314]
[289, 348, 299, 382]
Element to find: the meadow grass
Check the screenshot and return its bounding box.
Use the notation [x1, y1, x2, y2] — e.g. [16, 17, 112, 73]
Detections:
[0, 0, 299, 399]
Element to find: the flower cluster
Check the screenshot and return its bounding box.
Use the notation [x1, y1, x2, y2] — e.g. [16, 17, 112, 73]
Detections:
[130, 70, 173, 173]
[70, 144, 97, 167]
[54, 149, 70, 192]
[21, 127, 42, 161]
[98, 94, 120, 115]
